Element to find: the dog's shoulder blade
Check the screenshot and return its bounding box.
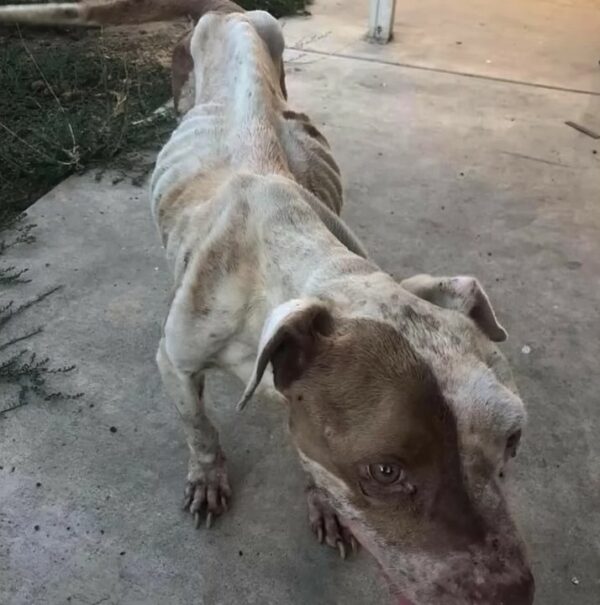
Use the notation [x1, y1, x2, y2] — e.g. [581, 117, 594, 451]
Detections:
[156, 165, 234, 247]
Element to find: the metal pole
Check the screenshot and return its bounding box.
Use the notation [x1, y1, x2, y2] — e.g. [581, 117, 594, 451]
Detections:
[368, 0, 397, 43]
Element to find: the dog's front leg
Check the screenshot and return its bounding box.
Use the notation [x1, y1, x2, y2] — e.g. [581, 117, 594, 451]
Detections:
[157, 338, 231, 528]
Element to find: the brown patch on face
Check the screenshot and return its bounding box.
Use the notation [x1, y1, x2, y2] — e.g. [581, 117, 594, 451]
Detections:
[271, 313, 532, 601]
[284, 318, 484, 550]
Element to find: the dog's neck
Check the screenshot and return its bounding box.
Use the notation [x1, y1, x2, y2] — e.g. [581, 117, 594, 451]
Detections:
[308, 262, 407, 323]
[254, 181, 406, 322]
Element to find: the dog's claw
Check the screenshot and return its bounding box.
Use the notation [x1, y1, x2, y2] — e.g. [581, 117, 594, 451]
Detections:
[306, 486, 358, 560]
[182, 483, 194, 510]
[182, 454, 231, 530]
[317, 526, 324, 544]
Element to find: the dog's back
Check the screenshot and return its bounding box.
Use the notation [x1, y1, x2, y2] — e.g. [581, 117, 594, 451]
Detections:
[150, 10, 364, 276]
[149, 11, 287, 267]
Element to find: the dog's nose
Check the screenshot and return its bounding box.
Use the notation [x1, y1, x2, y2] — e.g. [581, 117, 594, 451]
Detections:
[495, 568, 535, 605]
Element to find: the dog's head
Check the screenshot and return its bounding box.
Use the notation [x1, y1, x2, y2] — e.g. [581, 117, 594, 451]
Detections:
[240, 274, 533, 604]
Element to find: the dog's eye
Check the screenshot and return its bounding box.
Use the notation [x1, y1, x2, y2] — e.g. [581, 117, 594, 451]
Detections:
[505, 429, 521, 459]
[360, 461, 416, 498]
[368, 463, 403, 484]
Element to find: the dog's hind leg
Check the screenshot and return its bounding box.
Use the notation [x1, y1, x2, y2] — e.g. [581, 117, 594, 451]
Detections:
[157, 337, 231, 529]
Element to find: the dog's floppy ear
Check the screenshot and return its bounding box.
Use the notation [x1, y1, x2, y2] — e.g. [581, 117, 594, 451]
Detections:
[400, 274, 508, 342]
[237, 299, 333, 410]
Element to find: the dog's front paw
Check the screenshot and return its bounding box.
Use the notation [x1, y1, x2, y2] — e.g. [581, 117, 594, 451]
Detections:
[182, 452, 231, 529]
[306, 486, 358, 559]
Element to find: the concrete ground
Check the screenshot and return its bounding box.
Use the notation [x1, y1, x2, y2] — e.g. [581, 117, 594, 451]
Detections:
[1, 1, 599, 603]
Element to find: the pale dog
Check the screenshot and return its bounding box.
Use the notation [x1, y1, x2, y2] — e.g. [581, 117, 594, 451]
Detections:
[0, 1, 535, 603]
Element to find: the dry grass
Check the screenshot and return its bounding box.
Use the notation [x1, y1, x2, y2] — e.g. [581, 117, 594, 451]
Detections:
[0, 23, 179, 223]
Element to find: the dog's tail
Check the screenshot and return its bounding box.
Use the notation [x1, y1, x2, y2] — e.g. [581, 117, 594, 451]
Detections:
[0, 0, 241, 27]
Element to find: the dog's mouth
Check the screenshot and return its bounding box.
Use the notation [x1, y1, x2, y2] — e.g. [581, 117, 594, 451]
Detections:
[367, 542, 533, 605]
